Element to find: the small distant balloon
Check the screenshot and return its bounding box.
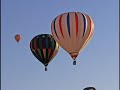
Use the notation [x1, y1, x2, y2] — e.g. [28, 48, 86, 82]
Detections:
[14, 34, 22, 43]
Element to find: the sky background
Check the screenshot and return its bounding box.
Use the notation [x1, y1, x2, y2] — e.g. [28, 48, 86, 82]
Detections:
[1, 0, 119, 90]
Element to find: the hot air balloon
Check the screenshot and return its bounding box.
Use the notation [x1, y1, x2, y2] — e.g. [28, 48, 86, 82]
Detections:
[30, 34, 59, 71]
[83, 87, 96, 90]
[14, 34, 22, 43]
[51, 12, 94, 65]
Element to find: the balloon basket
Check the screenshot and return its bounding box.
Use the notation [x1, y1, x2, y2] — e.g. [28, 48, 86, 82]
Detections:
[73, 61, 76, 65]
[45, 67, 47, 71]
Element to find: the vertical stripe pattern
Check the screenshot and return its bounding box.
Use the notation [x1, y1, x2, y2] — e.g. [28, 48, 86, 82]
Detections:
[75, 13, 78, 37]
[51, 12, 94, 60]
[67, 13, 71, 37]
[30, 34, 59, 67]
[53, 18, 59, 39]
[81, 13, 87, 37]
[59, 15, 64, 38]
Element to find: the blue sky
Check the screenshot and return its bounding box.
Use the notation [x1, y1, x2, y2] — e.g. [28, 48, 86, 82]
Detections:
[1, 0, 119, 90]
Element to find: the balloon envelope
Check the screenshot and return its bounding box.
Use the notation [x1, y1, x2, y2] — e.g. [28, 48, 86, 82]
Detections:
[51, 12, 94, 64]
[83, 87, 96, 90]
[15, 34, 22, 42]
[30, 34, 59, 71]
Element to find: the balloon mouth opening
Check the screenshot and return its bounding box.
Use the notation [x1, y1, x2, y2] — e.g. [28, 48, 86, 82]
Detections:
[44, 64, 48, 67]
[69, 52, 79, 60]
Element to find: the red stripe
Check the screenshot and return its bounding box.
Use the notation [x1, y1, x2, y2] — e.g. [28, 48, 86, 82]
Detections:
[48, 49, 51, 58]
[75, 13, 78, 37]
[59, 15, 64, 37]
[34, 38, 37, 50]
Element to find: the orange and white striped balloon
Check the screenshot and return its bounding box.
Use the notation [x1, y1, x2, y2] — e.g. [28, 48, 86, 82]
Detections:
[51, 12, 94, 65]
